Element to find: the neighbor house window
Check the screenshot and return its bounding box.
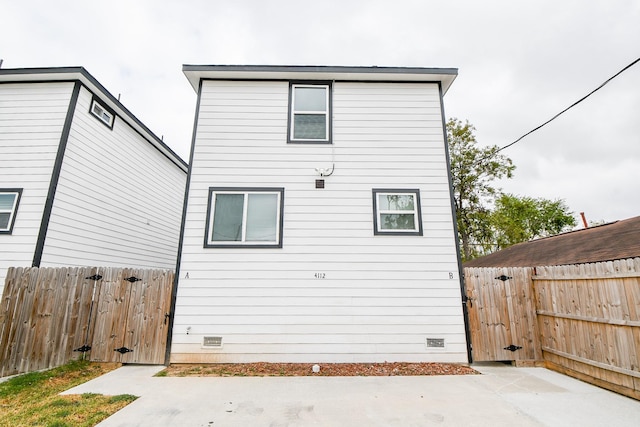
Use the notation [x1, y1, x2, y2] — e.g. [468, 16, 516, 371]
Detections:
[205, 187, 284, 248]
[0, 189, 22, 234]
[90, 98, 115, 129]
[288, 83, 331, 143]
[372, 189, 423, 235]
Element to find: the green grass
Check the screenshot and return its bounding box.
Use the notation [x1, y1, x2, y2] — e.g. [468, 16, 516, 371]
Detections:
[0, 359, 137, 427]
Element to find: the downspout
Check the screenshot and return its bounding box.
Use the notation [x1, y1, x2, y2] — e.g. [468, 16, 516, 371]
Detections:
[438, 84, 473, 363]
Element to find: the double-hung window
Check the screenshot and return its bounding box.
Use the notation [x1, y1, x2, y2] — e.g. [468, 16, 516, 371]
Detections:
[288, 83, 331, 143]
[205, 187, 284, 248]
[0, 189, 22, 234]
[372, 189, 423, 235]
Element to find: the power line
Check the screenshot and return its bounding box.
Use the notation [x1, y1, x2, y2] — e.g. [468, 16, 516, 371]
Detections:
[491, 56, 640, 157]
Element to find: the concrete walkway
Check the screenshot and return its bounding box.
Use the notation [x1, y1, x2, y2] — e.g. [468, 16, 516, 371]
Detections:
[62, 363, 640, 426]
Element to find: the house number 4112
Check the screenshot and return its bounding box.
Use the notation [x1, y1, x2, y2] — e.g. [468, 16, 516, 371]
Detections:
[314, 273, 326, 279]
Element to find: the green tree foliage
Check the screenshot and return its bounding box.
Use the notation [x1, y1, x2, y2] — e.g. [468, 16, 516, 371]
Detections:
[490, 194, 577, 250]
[447, 118, 515, 260]
[446, 118, 576, 261]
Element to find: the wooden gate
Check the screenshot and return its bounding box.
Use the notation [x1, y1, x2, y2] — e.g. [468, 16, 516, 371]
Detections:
[464, 267, 542, 362]
[85, 268, 173, 364]
[0, 266, 174, 377]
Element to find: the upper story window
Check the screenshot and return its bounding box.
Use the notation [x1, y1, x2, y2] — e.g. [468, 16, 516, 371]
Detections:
[205, 187, 284, 248]
[288, 83, 331, 143]
[90, 98, 115, 129]
[372, 189, 423, 236]
[0, 189, 22, 234]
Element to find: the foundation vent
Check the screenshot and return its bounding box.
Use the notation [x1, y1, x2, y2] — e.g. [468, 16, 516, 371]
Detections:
[426, 338, 445, 348]
[203, 336, 223, 348]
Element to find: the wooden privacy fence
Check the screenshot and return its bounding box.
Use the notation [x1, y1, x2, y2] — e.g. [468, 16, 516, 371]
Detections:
[465, 257, 640, 400]
[465, 266, 542, 362]
[0, 266, 174, 377]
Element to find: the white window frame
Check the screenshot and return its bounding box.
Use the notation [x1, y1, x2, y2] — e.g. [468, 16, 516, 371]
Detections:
[288, 83, 331, 143]
[204, 187, 284, 248]
[372, 189, 423, 236]
[0, 189, 22, 234]
[90, 98, 115, 129]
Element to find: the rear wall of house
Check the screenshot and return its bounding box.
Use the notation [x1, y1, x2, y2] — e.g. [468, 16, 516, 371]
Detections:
[0, 82, 72, 294]
[38, 86, 187, 271]
[171, 79, 467, 363]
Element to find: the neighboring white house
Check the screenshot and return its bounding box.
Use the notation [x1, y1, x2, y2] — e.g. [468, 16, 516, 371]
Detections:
[0, 67, 188, 294]
[169, 65, 469, 364]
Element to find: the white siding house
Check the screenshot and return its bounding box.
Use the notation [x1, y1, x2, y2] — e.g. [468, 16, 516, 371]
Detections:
[170, 65, 468, 363]
[0, 67, 187, 294]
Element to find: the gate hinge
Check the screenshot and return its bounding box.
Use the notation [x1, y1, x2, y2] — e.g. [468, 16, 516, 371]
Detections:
[86, 274, 103, 281]
[462, 295, 473, 308]
[124, 276, 141, 283]
[504, 344, 522, 352]
[495, 275, 512, 282]
[114, 347, 133, 354]
[74, 345, 92, 352]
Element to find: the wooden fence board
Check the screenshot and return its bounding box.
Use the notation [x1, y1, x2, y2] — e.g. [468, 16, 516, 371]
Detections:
[465, 257, 640, 400]
[90, 268, 128, 362]
[119, 269, 172, 364]
[464, 267, 540, 362]
[0, 266, 174, 377]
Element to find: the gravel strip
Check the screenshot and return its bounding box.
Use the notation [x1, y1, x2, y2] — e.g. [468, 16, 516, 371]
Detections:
[162, 362, 479, 377]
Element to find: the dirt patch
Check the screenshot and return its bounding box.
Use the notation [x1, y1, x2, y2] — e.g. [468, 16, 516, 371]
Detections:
[161, 362, 479, 377]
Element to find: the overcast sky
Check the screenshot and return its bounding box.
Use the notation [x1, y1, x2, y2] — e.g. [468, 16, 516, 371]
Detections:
[2, 0, 639, 225]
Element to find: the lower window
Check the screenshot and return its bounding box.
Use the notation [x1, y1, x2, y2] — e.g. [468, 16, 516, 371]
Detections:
[205, 187, 284, 248]
[372, 189, 423, 235]
[0, 189, 22, 234]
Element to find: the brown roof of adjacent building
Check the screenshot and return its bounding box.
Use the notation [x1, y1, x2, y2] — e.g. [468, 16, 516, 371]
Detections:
[463, 215, 640, 268]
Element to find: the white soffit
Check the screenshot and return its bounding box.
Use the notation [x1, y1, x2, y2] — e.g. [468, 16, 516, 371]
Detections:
[183, 65, 458, 95]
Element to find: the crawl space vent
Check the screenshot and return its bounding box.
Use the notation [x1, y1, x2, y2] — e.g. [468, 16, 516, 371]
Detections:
[426, 338, 445, 348]
[203, 336, 223, 348]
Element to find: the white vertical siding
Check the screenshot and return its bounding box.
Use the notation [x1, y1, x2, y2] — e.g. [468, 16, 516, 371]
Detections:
[0, 82, 72, 293]
[39, 86, 186, 270]
[172, 80, 466, 363]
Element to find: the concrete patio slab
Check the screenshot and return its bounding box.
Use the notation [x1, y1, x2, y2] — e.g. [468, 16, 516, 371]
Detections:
[62, 362, 640, 426]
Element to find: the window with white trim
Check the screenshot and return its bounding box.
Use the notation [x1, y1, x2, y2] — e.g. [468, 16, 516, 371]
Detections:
[205, 188, 284, 248]
[0, 189, 22, 234]
[90, 98, 115, 129]
[372, 189, 423, 235]
[288, 83, 331, 143]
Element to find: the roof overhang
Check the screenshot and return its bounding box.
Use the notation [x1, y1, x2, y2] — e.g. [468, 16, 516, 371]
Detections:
[182, 64, 458, 94]
[0, 67, 187, 171]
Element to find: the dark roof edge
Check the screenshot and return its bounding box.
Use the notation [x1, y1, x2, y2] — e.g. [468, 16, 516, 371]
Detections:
[465, 254, 638, 269]
[508, 219, 620, 249]
[182, 64, 459, 75]
[182, 64, 458, 94]
[0, 66, 86, 76]
[462, 217, 640, 268]
[0, 66, 188, 172]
